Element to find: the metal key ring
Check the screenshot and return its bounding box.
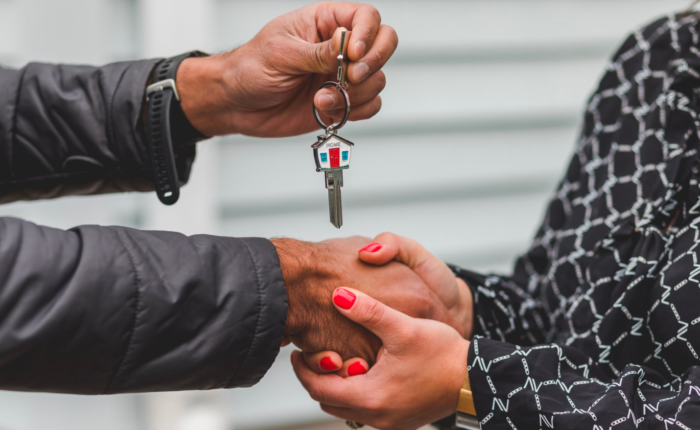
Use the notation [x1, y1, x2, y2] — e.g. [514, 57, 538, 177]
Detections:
[313, 81, 351, 133]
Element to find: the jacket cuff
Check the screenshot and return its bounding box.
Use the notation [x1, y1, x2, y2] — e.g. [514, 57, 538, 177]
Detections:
[110, 58, 199, 188]
[225, 238, 288, 388]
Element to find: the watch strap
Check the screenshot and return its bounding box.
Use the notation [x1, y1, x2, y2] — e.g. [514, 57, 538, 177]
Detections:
[145, 51, 207, 205]
[456, 368, 476, 416]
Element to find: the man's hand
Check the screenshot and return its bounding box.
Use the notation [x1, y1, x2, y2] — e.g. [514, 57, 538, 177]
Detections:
[176, 2, 397, 137]
[304, 232, 474, 375]
[271, 237, 462, 365]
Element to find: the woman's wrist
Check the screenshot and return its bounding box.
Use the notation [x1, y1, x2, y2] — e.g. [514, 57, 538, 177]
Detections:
[456, 277, 474, 339]
[448, 338, 471, 415]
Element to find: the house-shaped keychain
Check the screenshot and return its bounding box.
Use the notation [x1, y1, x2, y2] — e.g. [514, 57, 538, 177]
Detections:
[312, 134, 354, 172]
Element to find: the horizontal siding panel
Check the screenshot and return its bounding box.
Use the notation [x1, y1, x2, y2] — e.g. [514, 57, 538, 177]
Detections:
[215, 0, 689, 55]
[0, 0, 21, 64]
[220, 190, 552, 274]
[379, 58, 603, 122]
[217, 126, 575, 206]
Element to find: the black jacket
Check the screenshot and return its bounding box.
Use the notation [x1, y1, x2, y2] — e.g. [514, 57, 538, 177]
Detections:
[0, 59, 287, 393]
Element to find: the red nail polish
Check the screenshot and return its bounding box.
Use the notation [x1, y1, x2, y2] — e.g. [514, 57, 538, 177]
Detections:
[348, 362, 367, 376]
[359, 242, 382, 253]
[320, 357, 337, 371]
[333, 288, 356, 310]
[290, 353, 295, 365]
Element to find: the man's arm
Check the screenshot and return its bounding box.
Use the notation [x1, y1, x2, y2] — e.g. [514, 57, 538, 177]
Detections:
[0, 60, 203, 204]
[0, 217, 285, 393]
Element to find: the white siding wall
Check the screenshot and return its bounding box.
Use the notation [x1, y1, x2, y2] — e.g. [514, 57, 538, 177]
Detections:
[0, 1, 693, 429]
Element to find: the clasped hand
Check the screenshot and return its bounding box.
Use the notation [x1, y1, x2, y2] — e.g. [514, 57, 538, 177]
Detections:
[288, 234, 474, 430]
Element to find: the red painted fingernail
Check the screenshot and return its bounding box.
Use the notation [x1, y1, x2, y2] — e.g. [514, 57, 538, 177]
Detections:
[359, 242, 382, 253]
[333, 288, 356, 310]
[320, 357, 337, 371]
[348, 362, 367, 376]
[290, 353, 295, 365]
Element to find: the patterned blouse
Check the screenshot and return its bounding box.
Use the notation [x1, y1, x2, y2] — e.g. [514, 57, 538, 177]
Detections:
[455, 13, 700, 430]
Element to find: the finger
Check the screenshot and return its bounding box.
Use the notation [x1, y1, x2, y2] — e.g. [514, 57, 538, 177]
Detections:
[360, 232, 458, 307]
[297, 26, 348, 74]
[303, 351, 343, 374]
[337, 357, 370, 378]
[332, 288, 413, 343]
[291, 350, 364, 407]
[322, 96, 382, 123]
[314, 70, 386, 112]
[345, 4, 382, 61]
[348, 25, 398, 84]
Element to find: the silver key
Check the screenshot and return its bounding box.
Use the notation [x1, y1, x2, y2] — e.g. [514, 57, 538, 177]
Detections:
[325, 169, 343, 228]
[312, 133, 354, 228]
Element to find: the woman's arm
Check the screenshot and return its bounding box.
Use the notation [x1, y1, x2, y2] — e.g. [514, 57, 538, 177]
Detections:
[295, 286, 700, 430]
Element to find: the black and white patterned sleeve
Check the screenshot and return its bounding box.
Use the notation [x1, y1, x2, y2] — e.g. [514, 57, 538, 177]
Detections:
[452, 266, 551, 347]
[467, 337, 700, 429]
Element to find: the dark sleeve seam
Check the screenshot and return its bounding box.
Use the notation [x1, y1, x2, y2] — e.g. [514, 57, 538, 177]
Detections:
[106, 65, 130, 162]
[226, 239, 264, 388]
[9, 66, 28, 179]
[103, 229, 143, 394]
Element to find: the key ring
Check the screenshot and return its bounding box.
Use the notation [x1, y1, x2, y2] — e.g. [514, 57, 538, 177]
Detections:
[312, 81, 351, 134]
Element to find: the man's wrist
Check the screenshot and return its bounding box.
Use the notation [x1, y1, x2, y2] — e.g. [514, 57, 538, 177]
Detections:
[176, 54, 230, 137]
[271, 238, 332, 337]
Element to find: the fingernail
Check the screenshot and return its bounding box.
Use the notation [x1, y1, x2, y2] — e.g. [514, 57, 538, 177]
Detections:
[348, 362, 367, 376]
[355, 41, 366, 59]
[359, 242, 382, 253]
[333, 288, 356, 310]
[319, 94, 336, 110]
[290, 353, 295, 365]
[320, 357, 338, 371]
[354, 62, 370, 83]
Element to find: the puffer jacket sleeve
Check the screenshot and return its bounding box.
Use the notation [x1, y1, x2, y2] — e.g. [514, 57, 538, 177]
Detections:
[0, 217, 288, 393]
[0, 60, 201, 203]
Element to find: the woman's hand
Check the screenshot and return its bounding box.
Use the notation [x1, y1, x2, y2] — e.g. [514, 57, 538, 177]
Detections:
[292, 288, 470, 430]
[359, 232, 474, 339]
[177, 2, 397, 138]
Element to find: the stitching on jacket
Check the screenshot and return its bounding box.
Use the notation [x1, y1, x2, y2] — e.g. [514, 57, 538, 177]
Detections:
[104, 229, 143, 394]
[107, 66, 130, 162]
[226, 239, 264, 388]
[9, 66, 29, 179]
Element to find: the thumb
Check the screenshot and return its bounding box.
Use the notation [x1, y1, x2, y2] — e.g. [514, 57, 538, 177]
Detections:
[297, 27, 349, 74]
[359, 233, 458, 307]
[332, 287, 412, 344]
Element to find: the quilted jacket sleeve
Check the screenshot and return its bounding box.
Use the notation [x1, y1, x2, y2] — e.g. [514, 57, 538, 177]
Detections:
[0, 60, 202, 203]
[0, 217, 288, 393]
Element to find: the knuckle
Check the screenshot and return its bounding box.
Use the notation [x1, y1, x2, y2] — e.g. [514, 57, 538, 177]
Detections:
[308, 386, 326, 403]
[363, 5, 382, 24]
[377, 71, 387, 91]
[362, 394, 384, 413]
[386, 25, 399, 46]
[361, 299, 386, 327]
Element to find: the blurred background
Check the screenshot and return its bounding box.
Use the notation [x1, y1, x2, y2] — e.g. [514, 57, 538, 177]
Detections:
[0, 0, 692, 429]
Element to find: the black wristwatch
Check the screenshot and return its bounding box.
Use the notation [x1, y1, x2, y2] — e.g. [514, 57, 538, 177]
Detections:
[145, 51, 208, 205]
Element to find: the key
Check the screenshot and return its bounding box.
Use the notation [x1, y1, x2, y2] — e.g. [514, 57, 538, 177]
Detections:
[325, 169, 343, 228]
[309, 29, 355, 228]
[312, 133, 354, 229]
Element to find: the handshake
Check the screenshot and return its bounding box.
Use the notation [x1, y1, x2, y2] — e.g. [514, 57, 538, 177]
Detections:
[273, 233, 474, 429]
